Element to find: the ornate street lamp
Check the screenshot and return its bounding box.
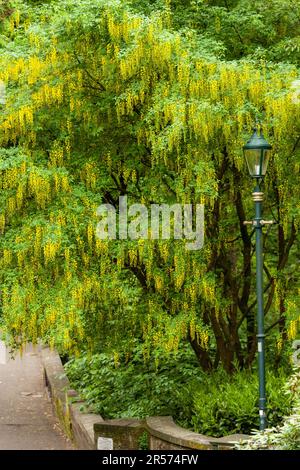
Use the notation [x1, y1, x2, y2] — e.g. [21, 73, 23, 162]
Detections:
[243, 126, 273, 431]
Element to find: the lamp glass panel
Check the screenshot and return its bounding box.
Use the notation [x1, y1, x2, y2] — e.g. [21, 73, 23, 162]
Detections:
[244, 148, 260, 176]
[261, 149, 270, 176]
[244, 148, 270, 177]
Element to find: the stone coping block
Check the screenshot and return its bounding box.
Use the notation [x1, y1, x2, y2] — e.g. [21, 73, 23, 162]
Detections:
[94, 419, 146, 450]
[210, 433, 250, 449]
[71, 403, 104, 450]
[146, 416, 249, 450]
[146, 416, 213, 450]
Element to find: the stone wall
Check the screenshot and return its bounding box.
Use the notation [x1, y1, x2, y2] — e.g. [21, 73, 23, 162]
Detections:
[42, 347, 103, 449]
[42, 347, 249, 451]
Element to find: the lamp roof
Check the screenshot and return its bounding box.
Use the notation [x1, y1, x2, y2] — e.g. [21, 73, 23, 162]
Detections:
[243, 128, 272, 151]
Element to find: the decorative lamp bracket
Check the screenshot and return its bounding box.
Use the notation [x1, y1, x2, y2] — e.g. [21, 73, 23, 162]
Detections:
[243, 219, 275, 226]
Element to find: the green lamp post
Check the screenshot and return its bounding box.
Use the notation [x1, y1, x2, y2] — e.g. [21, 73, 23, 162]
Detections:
[243, 127, 273, 431]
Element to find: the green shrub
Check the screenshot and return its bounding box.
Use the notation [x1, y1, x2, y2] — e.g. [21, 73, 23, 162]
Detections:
[190, 369, 291, 437]
[65, 345, 201, 421]
[237, 368, 300, 450]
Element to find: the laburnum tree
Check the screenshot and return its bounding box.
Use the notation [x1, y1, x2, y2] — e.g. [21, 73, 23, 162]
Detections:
[0, 0, 299, 372]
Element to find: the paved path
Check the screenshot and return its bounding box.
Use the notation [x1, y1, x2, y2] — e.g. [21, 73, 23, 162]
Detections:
[0, 343, 73, 450]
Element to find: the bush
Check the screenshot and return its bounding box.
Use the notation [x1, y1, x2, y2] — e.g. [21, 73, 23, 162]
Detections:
[65, 347, 291, 438]
[237, 368, 300, 450]
[65, 345, 201, 421]
[190, 369, 291, 437]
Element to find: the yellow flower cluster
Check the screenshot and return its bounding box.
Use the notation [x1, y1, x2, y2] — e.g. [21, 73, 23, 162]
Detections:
[151, 270, 162, 292]
[72, 286, 84, 309]
[16, 183, 24, 209]
[119, 42, 144, 80]
[151, 40, 172, 69]
[43, 240, 61, 265]
[0, 214, 5, 234]
[28, 56, 46, 85]
[0, 106, 33, 143]
[201, 278, 216, 304]
[128, 248, 138, 267]
[0, 58, 25, 82]
[80, 163, 97, 190]
[28, 170, 51, 209]
[34, 225, 43, 260]
[49, 141, 64, 167]
[1, 166, 19, 190]
[6, 196, 16, 216]
[29, 32, 41, 51]
[3, 248, 12, 267]
[10, 10, 20, 33]
[106, 11, 142, 43]
[288, 319, 298, 340]
[32, 84, 64, 108]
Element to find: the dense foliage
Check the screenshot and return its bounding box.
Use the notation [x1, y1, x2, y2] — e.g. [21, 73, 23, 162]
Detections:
[65, 346, 200, 421]
[191, 367, 290, 436]
[237, 368, 300, 449]
[65, 349, 291, 437]
[0, 1, 299, 375]
[135, 0, 300, 65]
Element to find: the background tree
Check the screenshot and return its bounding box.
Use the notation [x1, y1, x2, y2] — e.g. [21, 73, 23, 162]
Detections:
[131, 0, 300, 65]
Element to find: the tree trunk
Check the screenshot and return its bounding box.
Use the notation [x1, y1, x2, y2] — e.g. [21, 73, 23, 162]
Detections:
[188, 333, 213, 372]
